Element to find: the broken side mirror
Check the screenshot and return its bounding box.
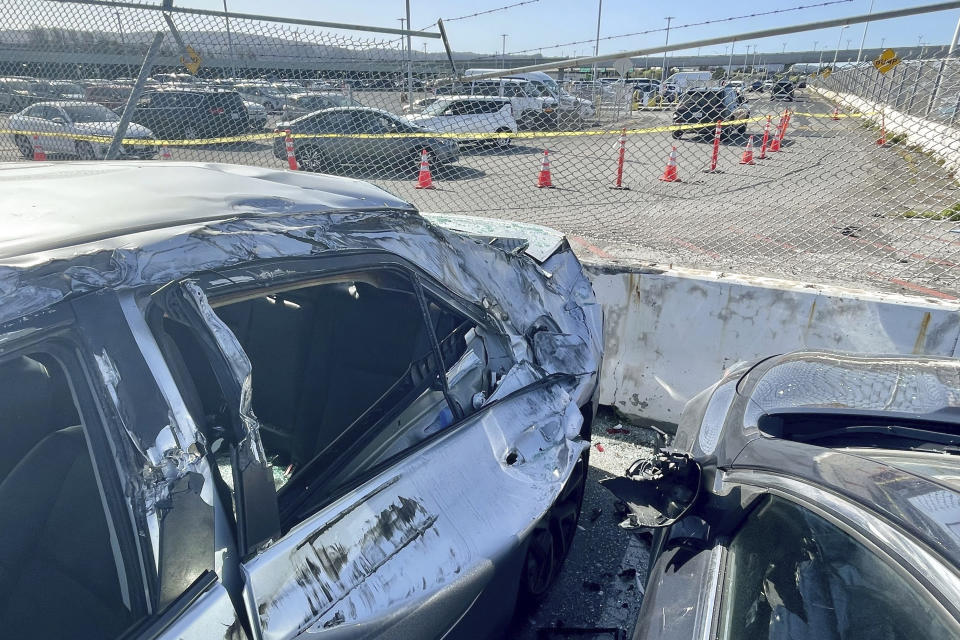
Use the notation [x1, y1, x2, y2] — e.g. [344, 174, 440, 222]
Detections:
[599, 449, 701, 528]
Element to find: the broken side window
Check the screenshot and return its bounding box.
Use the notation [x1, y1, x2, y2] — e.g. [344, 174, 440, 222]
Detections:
[0, 350, 140, 638]
[153, 265, 495, 531]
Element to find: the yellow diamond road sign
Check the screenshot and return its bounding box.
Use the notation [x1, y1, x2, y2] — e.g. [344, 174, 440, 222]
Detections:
[181, 45, 202, 75]
[821, 68, 832, 78]
[873, 48, 901, 74]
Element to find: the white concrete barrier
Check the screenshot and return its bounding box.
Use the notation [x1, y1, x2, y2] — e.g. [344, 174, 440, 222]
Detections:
[587, 263, 960, 426]
[814, 86, 960, 175]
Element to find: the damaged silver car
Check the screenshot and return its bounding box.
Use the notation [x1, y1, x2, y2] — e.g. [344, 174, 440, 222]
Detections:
[0, 162, 602, 639]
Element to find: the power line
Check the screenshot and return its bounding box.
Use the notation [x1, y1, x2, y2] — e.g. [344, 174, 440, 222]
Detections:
[443, 0, 541, 24]
[481, 0, 854, 59]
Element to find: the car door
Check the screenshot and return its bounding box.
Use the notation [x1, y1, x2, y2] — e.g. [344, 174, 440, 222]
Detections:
[40, 104, 72, 153]
[439, 99, 468, 134]
[151, 259, 587, 640]
[352, 110, 407, 164]
[634, 477, 960, 640]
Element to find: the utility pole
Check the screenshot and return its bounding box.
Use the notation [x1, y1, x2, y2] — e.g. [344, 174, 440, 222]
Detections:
[501, 34, 508, 69]
[398, 18, 405, 89]
[223, 0, 236, 78]
[592, 0, 603, 82]
[856, 0, 875, 63]
[661, 16, 673, 84]
[950, 13, 960, 56]
[114, 11, 132, 79]
[405, 0, 412, 104]
[727, 41, 735, 79]
[782, 41, 787, 54]
[832, 25, 848, 71]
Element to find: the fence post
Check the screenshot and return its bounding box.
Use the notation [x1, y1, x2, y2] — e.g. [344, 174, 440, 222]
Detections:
[106, 31, 165, 160]
[926, 59, 947, 116]
[906, 60, 924, 114]
[949, 91, 960, 127]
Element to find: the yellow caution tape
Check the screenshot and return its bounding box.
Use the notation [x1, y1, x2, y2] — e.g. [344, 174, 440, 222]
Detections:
[0, 111, 866, 147]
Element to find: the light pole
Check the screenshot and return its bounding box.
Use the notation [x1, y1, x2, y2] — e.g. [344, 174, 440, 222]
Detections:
[661, 17, 673, 84]
[114, 11, 132, 79]
[743, 45, 750, 74]
[592, 0, 602, 82]
[223, 0, 237, 78]
[856, 0, 875, 64]
[727, 41, 735, 79]
[501, 34, 508, 69]
[405, 0, 413, 104]
[398, 18, 406, 89]
[782, 42, 787, 54]
[831, 25, 849, 71]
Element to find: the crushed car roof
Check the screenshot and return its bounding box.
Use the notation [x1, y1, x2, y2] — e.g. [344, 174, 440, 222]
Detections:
[0, 162, 415, 260]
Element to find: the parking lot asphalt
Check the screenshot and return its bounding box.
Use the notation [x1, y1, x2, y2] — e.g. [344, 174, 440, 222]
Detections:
[504, 409, 660, 640]
[1, 89, 957, 298]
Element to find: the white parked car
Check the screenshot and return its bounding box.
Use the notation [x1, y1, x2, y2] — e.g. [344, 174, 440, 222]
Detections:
[10, 101, 156, 159]
[404, 96, 517, 147]
[233, 83, 287, 112]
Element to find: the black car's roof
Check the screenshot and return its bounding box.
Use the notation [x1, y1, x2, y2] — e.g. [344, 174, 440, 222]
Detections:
[726, 351, 960, 568]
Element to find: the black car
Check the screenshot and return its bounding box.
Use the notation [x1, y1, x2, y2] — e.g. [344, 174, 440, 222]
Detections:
[771, 80, 795, 101]
[671, 87, 749, 138]
[749, 80, 764, 92]
[605, 351, 960, 640]
[131, 89, 249, 140]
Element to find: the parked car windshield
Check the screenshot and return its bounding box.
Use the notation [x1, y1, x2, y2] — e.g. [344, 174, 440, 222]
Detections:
[64, 103, 120, 122]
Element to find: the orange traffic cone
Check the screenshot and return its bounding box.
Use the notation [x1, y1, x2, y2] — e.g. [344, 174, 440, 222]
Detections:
[415, 149, 434, 189]
[31, 135, 46, 161]
[659, 146, 680, 182]
[159, 144, 172, 160]
[537, 149, 554, 188]
[739, 135, 756, 165]
[284, 130, 298, 170]
[876, 111, 888, 146]
[831, 106, 840, 120]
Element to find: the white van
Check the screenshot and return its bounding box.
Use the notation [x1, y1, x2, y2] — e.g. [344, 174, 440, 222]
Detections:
[664, 71, 712, 94]
[464, 69, 594, 126]
[437, 76, 556, 130]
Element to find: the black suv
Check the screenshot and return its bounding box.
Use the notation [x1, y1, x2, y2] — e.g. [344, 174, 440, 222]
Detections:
[131, 89, 248, 140]
[671, 86, 749, 138]
[771, 80, 795, 101]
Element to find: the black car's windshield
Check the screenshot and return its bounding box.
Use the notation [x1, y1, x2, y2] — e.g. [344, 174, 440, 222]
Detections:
[64, 104, 120, 123]
[680, 91, 721, 107]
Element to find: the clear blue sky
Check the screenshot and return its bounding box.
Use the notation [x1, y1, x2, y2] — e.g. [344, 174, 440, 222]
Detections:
[181, 0, 960, 56]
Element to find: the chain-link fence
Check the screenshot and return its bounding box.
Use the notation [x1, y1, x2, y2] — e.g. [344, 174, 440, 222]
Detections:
[1, 0, 958, 298]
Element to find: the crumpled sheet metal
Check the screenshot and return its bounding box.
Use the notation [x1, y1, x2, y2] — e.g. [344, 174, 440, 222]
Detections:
[246, 379, 587, 640]
[0, 207, 602, 404]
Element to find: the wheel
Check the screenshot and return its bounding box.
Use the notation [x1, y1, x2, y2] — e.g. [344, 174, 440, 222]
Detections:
[494, 128, 512, 149]
[263, 101, 274, 112]
[516, 452, 588, 609]
[672, 130, 683, 139]
[14, 135, 32, 159]
[75, 141, 96, 160]
[738, 124, 747, 135]
[296, 145, 331, 172]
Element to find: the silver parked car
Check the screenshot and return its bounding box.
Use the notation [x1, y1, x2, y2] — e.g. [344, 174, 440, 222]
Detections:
[0, 162, 602, 639]
[273, 106, 459, 173]
[9, 100, 156, 159]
